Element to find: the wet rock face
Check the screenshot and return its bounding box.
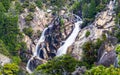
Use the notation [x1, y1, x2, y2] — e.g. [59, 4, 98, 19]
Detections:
[97, 50, 117, 67]
[39, 17, 62, 59]
[28, 57, 44, 71]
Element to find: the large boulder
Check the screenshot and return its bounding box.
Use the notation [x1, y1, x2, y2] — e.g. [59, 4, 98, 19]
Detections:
[97, 50, 117, 67]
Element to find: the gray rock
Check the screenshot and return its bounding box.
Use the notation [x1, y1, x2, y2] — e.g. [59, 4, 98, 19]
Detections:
[98, 50, 117, 67]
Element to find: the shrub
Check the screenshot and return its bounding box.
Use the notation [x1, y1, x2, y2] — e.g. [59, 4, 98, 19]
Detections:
[12, 56, 21, 65]
[85, 30, 90, 37]
[0, 2, 6, 12]
[22, 0, 29, 8]
[28, 3, 36, 12]
[35, 55, 79, 75]
[2, 63, 19, 75]
[82, 39, 103, 68]
[115, 44, 120, 54]
[118, 54, 120, 66]
[85, 65, 120, 75]
[25, 13, 33, 25]
[0, 40, 10, 56]
[96, 4, 105, 12]
[35, 0, 43, 9]
[0, 0, 10, 11]
[15, 1, 23, 14]
[23, 27, 33, 37]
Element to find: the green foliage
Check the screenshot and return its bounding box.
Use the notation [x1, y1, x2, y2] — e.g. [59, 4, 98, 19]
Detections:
[0, 0, 10, 11]
[12, 56, 21, 65]
[82, 3, 88, 18]
[88, 0, 96, 18]
[101, 0, 110, 4]
[51, 0, 66, 8]
[82, 39, 103, 68]
[19, 42, 27, 51]
[85, 30, 90, 37]
[0, 14, 23, 55]
[115, 44, 120, 54]
[15, 1, 23, 14]
[70, 1, 81, 14]
[2, 63, 19, 75]
[22, 0, 29, 8]
[23, 27, 33, 37]
[35, 0, 43, 9]
[0, 40, 10, 56]
[102, 33, 107, 41]
[0, 2, 6, 12]
[60, 18, 64, 25]
[35, 55, 79, 75]
[118, 54, 120, 66]
[28, 3, 36, 12]
[96, 4, 105, 12]
[85, 65, 120, 75]
[25, 13, 33, 25]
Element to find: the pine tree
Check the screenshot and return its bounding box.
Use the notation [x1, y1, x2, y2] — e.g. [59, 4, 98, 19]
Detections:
[88, 0, 96, 18]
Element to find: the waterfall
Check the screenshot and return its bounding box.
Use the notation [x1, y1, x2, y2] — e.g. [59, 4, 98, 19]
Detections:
[56, 14, 83, 56]
[26, 28, 48, 73]
[26, 14, 82, 73]
[35, 28, 48, 57]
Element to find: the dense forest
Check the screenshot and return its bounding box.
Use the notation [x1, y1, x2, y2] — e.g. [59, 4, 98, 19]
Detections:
[0, 0, 120, 75]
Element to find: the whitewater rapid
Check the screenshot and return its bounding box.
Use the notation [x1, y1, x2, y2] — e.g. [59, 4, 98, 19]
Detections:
[56, 19, 83, 56]
[26, 14, 82, 73]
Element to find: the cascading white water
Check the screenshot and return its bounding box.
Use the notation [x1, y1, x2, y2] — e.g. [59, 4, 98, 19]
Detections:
[26, 28, 48, 73]
[56, 14, 83, 56]
[26, 14, 82, 73]
[35, 28, 48, 57]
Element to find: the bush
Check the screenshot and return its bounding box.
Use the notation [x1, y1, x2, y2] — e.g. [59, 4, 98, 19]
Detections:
[118, 54, 120, 66]
[15, 1, 23, 14]
[115, 44, 120, 54]
[2, 63, 19, 75]
[12, 56, 21, 65]
[35, 0, 43, 9]
[23, 27, 33, 37]
[22, 0, 29, 8]
[35, 55, 79, 75]
[96, 4, 105, 12]
[82, 39, 103, 68]
[85, 30, 90, 37]
[85, 65, 120, 75]
[70, 1, 81, 14]
[28, 3, 36, 12]
[0, 0, 10, 11]
[25, 13, 33, 25]
[0, 40, 10, 56]
[0, 2, 6, 12]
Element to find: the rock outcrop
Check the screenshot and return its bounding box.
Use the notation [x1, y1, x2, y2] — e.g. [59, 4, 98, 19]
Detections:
[72, 1, 116, 60]
[0, 54, 11, 66]
[97, 36, 118, 67]
[19, 7, 53, 33]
